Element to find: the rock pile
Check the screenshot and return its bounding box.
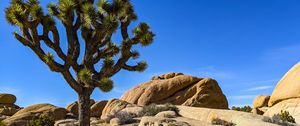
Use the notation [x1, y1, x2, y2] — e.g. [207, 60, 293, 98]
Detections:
[0, 94, 21, 120]
[252, 62, 300, 124]
[121, 72, 228, 109]
[252, 95, 270, 115]
[3, 103, 67, 126]
[66, 99, 108, 118]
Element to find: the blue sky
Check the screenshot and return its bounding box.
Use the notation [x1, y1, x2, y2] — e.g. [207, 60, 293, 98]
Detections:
[1, 0, 300, 108]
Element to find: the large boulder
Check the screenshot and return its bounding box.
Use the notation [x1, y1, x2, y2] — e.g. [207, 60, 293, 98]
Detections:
[3, 104, 67, 126]
[90, 100, 108, 117]
[0, 94, 21, 116]
[0, 94, 16, 104]
[138, 116, 191, 126]
[101, 99, 138, 120]
[253, 95, 270, 109]
[264, 98, 300, 124]
[0, 104, 21, 116]
[269, 62, 300, 106]
[121, 73, 228, 109]
[177, 106, 278, 126]
[66, 99, 95, 115]
[252, 95, 270, 115]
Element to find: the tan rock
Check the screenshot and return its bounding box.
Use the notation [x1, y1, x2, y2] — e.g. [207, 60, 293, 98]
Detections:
[90, 100, 108, 117]
[101, 99, 137, 120]
[269, 62, 300, 106]
[151, 76, 160, 80]
[151, 72, 184, 80]
[177, 106, 278, 126]
[0, 107, 20, 116]
[155, 111, 177, 118]
[0, 103, 21, 116]
[66, 102, 78, 115]
[164, 72, 176, 79]
[264, 98, 300, 124]
[66, 99, 95, 115]
[253, 95, 270, 108]
[252, 108, 264, 115]
[121, 74, 228, 109]
[110, 118, 121, 126]
[120, 106, 143, 117]
[0, 94, 16, 104]
[253, 95, 270, 115]
[54, 119, 77, 126]
[138, 116, 191, 126]
[3, 104, 67, 126]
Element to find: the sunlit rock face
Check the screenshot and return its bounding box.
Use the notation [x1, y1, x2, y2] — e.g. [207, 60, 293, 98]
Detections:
[269, 62, 300, 106]
[120, 72, 228, 109]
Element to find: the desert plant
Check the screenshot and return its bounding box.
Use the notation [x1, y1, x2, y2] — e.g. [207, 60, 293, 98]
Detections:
[114, 111, 135, 124]
[166, 123, 177, 126]
[279, 110, 296, 123]
[5, 0, 154, 125]
[231, 105, 252, 112]
[211, 118, 236, 126]
[262, 110, 296, 126]
[26, 116, 55, 126]
[0, 120, 6, 126]
[138, 103, 179, 117]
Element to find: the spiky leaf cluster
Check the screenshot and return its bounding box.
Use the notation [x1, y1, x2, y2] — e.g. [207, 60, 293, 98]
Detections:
[43, 53, 54, 64]
[136, 61, 147, 72]
[98, 78, 113, 92]
[6, 0, 43, 26]
[133, 23, 155, 46]
[78, 68, 93, 84]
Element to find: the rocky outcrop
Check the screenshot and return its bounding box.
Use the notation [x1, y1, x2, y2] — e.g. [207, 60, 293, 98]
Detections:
[121, 72, 228, 109]
[0, 94, 21, 117]
[252, 95, 270, 115]
[90, 100, 108, 117]
[0, 94, 16, 104]
[155, 111, 177, 118]
[3, 104, 67, 126]
[66, 99, 95, 116]
[138, 116, 190, 126]
[101, 99, 138, 120]
[264, 98, 300, 123]
[261, 62, 300, 124]
[269, 62, 300, 106]
[177, 106, 278, 126]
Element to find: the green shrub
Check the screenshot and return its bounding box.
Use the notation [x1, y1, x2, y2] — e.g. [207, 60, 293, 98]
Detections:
[26, 116, 55, 126]
[231, 105, 252, 112]
[262, 110, 296, 126]
[0, 120, 6, 126]
[114, 111, 135, 124]
[211, 118, 236, 126]
[138, 103, 178, 117]
[166, 123, 177, 126]
[279, 110, 295, 123]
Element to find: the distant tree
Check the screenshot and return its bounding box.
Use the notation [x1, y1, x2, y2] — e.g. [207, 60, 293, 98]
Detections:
[231, 105, 252, 112]
[5, 0, 154, 125]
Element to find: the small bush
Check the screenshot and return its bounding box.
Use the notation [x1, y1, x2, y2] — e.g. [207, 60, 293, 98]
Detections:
[231, 105, 252, 112]
[114, 111, 135, 124]
[166, 123, 177, 126]
[279, 110, 295, 123]
[0, 120, 6, 126]
[26, 116, 55, 126]
[138, 103, 178, 117]
[262, 110, 296, 126]
[211, 118, 236, 126]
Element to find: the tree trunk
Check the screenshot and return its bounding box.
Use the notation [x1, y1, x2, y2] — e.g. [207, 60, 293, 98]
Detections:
[78, 89, 91, 126]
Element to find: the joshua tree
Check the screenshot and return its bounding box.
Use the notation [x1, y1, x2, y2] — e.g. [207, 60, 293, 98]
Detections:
[5, 0, 154, 125]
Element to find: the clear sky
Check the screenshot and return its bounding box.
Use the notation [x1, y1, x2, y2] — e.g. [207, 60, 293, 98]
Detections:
[1, 0, 300, 108]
